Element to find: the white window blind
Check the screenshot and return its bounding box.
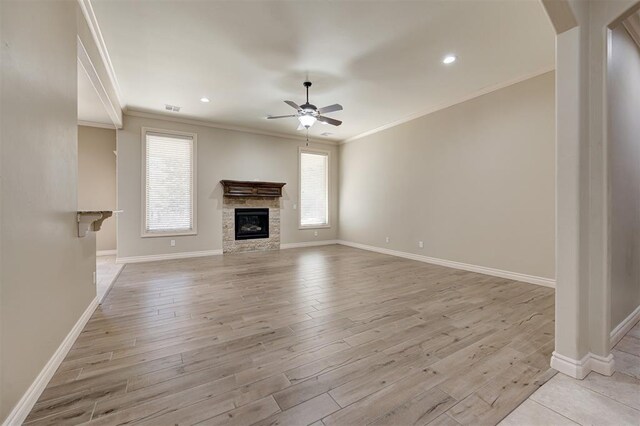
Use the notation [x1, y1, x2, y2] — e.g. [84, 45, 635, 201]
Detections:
[300, 150, 329, 227]
[144, 131, 195, 235]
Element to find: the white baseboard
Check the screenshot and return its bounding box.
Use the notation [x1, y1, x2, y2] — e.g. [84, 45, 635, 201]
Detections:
[550, 351, 615, 379]
[336, 240, 555, 288]
[610, 305, 640, 348]
[96, 249, 117, 256]
[2, 297, 99, 426]
[280, 240, 339, 250]
[116, 249, 223, 264]
[116, 242, 341, 264]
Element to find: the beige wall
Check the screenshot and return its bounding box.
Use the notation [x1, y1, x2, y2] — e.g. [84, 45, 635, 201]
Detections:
[0, 1, 96, 422]
[117, 114, 339, 259]
[339, 72, 555, 279]
[78, 126, 117, 252]
[609, 24, 640, 331]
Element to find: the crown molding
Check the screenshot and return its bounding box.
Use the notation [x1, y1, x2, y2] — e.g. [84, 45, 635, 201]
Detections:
[77, 0, 124, 107]
[623, 13, 640, 49]
[541, 0, 578, 35]
[341, 67, 556, 145]
[78, 120, 116, 129]
[77, 37, 122, 128]
[124, 109, 339, 146]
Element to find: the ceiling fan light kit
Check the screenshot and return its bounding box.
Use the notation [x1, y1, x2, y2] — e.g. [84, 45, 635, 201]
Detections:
[267, 81, 343, 131]
[298, 114, 317, 128]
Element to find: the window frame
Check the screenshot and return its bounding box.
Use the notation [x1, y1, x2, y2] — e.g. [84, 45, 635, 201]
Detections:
[298, 147, 331, 230]
[141, 127, 198, 238]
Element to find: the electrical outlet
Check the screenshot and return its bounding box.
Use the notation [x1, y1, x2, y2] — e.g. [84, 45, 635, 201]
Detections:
[314, 231, 318, 237]
[92, 271, 96, 284]
[170, 239, 176, 247]
[419, 241, 424, 248]
[293, 204, 297, 210]
[385, 236, 390, 243]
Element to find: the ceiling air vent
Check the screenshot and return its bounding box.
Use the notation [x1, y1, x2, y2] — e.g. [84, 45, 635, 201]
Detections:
[165, 104, 181, 112]
[321, 132, 333, 137]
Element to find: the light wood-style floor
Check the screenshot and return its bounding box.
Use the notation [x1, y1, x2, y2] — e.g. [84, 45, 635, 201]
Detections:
[500, 321, 640, 425]
[26, 245, 556, 425]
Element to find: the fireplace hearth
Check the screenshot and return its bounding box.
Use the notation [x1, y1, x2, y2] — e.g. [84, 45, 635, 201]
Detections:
[235, 208, 269, 240]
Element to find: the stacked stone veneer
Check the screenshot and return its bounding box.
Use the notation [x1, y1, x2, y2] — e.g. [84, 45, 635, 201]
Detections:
[223, 196, 280, 253]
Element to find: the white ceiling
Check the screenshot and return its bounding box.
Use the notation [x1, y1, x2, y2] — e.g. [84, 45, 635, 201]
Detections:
[91, 0, 555, 141]
[78, 61, 114, 126]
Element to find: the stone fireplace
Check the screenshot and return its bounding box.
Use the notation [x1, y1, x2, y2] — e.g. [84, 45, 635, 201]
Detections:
[221, 180, 285, 254]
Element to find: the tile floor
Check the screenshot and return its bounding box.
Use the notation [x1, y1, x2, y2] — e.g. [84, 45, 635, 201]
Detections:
[500, 321, 640, 426]
[96, 255, 124, 304]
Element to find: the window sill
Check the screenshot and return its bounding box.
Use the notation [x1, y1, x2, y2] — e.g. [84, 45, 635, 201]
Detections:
[141, 231, 197, 238]
[299, 224, 331, 230]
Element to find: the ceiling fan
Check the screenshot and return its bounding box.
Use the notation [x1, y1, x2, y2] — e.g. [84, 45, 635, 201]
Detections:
[267, 81, 343, 130]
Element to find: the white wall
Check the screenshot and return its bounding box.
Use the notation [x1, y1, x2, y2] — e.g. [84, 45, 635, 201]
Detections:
[609, 24, 640, 331]
[116, 114, 339, 259]
[339, 72, 555, 280]
[78, 126, 117, 252]
[0, 1, 96, 422]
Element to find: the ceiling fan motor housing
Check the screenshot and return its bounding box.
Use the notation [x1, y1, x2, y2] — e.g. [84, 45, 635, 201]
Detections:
[301, 103, 317, 113]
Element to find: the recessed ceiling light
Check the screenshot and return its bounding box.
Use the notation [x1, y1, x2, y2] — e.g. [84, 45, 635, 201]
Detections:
[200, 97, 210, 103]
[442, 55, 457, 64]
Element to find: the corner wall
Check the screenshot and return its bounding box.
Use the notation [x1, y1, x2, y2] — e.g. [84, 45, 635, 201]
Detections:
[609, 24, 640, 333]
[116, 114, 339, 260]
[338, 72, 556, 281]
[1, 1, 96, 422]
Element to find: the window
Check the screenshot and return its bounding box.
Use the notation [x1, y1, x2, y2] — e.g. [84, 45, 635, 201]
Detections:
[143, 129, 196, 236]
[299, 148, 329, 228]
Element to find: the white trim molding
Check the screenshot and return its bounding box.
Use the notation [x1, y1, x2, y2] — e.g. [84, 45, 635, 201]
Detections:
[336, 240, 555, 288]
[116, 249, 222, 264]
[550, 351, 615, 380]
[77, 38, 123, 128]
[126, 110, 338, 146]
[610, 305, 640, 348]
[78, 120, 116, 130]
[77, 0, 124, 106]
[280, 240, 339, 250]
[141, 127, 198, 238]
[342, 67, 555, 144]
[2, 297, 99, 426]
[298, 147, 331, 230]
[96, 249, 117, 256]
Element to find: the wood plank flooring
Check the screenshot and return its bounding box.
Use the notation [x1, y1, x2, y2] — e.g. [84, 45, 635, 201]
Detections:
[26, 245, 555, 425]
[500, 321, 640, 426]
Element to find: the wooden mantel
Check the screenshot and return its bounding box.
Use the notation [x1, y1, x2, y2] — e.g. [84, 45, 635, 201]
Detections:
[220, 180, 286, 198]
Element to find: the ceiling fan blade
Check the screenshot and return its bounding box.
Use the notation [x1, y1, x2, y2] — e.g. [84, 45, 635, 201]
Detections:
[317, 104, 343, 114]
[317, 115, 342, 126]
[267, 114, 297, 119]
[284, 100, 301, 110]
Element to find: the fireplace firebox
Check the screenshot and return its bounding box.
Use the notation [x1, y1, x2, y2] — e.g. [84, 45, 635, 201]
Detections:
[235, 208, 269, 240]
